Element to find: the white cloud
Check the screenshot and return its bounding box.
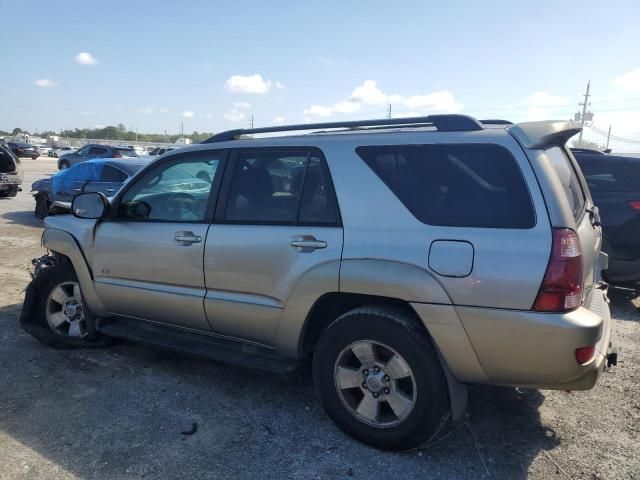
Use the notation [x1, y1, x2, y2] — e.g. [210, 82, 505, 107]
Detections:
[305, 80, 463, 118]
[275, 81, 286, 90]
[135, 107, 154, 115]
[33, 78, 58, 88]
[225, 74, 272, 94]
[224, 108, 245, 122]
[273, 116, 285, 124]
[351, 80, 402, 105]
[233, 101, 251, 109]
[159, 107, 169, 114]
[611, 67, 640, 92]
[525, 91, 569, 121]
[182, 111, 194, 118]
[204, 112, 213, 119]
[74, 52, 98, 65]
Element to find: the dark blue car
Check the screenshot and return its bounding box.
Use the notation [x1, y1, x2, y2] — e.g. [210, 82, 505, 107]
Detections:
[57, 144, 138, 170]
[572, 149, 640, 284]
[33, 158, 149, 218]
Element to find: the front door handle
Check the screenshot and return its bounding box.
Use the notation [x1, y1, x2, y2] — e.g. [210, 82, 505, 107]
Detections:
[175, 231, 202, 245]
[290, 235, 327, 251]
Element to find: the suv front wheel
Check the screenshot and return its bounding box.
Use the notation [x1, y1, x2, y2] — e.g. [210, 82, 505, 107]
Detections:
[312, 306, 450, 450]
[20, 263, 111, 348]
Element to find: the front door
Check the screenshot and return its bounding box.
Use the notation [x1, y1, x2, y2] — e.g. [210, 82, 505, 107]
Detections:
[204, 148, 343, 345]
[92, 150, 226, 331]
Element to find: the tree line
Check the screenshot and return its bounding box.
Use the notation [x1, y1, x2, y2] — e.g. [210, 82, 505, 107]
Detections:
[4, 126, 214, 144]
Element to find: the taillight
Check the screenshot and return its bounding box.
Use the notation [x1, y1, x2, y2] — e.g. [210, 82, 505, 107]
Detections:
[628, 200, 640, 211]
[575, 345, 596, 364]
[533, 228, 583, 312]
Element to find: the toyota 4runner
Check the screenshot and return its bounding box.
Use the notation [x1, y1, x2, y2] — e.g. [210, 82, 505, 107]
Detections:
[20, 115, 615, 450]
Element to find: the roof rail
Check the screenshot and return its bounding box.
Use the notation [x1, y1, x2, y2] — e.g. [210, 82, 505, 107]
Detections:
[202, 114, 484, 143]
[480, 119, 513, 125]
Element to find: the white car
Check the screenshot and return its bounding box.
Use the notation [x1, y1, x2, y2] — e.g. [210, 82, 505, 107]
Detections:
[37, 145, 52, 156]
[51, 146, 77, 158]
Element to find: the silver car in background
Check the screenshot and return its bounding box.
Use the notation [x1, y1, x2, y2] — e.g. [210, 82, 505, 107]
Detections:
[20, 114, 614, 450]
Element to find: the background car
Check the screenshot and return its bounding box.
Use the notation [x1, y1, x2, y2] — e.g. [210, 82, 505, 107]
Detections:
[572, 149, 640, 284]
[50, 146, 76, 158]
[147, 146, 178, 157]
[7, 142, 40, 159]
[37, 145, 52, 156]
[0, 142, 23, 197]
[57, 144, 138, 170]
[32, 157, 148, 218]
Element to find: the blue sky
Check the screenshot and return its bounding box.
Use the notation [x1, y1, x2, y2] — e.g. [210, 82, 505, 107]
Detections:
[1, 0, 640, 150]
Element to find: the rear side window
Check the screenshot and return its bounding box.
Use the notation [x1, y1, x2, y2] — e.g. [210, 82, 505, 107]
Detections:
[114, 148, 138, 158]
[225, 149, 339, 225]
[575, 156, 640, 192]
[546, 147, 585, 218]
[101, 165, 128, 182]
[356, 144, 535, 228]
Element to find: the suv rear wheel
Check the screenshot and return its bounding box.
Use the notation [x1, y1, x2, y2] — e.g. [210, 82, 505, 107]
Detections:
[59, 160, 70, 170]
[312, 306, 449, 450]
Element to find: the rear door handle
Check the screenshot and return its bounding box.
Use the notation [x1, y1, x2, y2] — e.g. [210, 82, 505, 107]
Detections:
[174, 231, 202, 245]
[290, 236, 327, 251]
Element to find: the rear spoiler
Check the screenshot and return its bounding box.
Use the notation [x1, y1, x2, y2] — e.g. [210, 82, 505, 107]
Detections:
[508, 121, 582, 149]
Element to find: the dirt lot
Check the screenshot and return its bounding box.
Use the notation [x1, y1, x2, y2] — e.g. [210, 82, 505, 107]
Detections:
[0, 158, 639, 479]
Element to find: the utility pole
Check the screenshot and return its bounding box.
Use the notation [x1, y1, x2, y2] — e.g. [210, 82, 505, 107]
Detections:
[577, 80, 592, 145]
[606, 124, 611, 149]
[135, 127, 138, 142]
[250, 115, 254, 129]
[180, 120, 184, 138]
[387, 104, 392, 119]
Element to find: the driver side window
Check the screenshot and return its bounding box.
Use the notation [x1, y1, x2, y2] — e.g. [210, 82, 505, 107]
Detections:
[117, 153, 222, 222]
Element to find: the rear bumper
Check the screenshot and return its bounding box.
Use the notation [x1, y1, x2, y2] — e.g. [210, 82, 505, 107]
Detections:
[455, 288, 613, 390]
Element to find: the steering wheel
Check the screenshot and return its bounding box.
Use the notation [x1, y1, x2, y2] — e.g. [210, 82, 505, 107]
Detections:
[166, 192, 197, 219]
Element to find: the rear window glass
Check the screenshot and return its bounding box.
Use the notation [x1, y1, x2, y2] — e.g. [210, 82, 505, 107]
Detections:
[546, 147, 585, 218]
[575, 156, 640, 192]
[356, 143, 535, 228]
[114, 148, 138, 157]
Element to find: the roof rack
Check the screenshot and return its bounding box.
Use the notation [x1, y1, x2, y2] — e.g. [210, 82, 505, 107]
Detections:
[479, 119, 513, 125]
[202, 114, 485, 143]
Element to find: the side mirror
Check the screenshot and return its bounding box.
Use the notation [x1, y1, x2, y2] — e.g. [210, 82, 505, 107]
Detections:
[72, 192, 109, 219]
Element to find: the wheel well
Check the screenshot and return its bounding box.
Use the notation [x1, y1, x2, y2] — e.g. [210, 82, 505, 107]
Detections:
[300, 292, 425, 357]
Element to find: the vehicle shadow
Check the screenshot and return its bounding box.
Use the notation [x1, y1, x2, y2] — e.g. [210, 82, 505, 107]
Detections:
[608, 287, 640, 322]
[0, 305, 557, 479]
[0, 209, 42, 228]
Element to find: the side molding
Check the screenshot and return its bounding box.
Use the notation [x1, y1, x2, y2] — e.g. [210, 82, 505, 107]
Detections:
[42, 229, 109, 316]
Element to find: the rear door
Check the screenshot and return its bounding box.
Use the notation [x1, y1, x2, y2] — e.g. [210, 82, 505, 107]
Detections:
[84, 164, 128, 197]
[203, 147, 343, 346]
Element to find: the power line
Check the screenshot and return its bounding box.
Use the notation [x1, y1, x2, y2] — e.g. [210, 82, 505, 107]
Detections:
[586, 124, 640, 143]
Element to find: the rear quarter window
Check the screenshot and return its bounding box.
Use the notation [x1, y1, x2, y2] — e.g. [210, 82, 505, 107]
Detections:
[546, 147, 586, 219]
[356, 143, 535, 228]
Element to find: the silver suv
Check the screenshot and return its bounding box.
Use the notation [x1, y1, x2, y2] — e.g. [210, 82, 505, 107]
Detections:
[21, 115, 615, 450]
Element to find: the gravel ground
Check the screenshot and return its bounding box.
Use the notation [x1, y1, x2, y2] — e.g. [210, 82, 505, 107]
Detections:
[0, 158, 639, 480]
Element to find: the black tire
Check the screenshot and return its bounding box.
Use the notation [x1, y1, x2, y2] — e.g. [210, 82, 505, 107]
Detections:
[313, 305, 450, 451]
[34, 195, 50, 219]
[32, 155, 38, 160]
[59, 160, 69, 170]
[19, 263, 112, 348]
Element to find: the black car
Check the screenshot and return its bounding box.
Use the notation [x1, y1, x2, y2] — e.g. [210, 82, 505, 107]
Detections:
[572, 149, 640, 283]
[8, 142, 40, 159]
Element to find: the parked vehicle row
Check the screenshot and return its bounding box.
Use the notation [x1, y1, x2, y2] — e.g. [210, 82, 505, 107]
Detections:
[20, 114, 616, 451]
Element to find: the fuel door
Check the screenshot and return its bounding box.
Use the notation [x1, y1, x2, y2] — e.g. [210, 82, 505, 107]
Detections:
[428, 240, 474, 278]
